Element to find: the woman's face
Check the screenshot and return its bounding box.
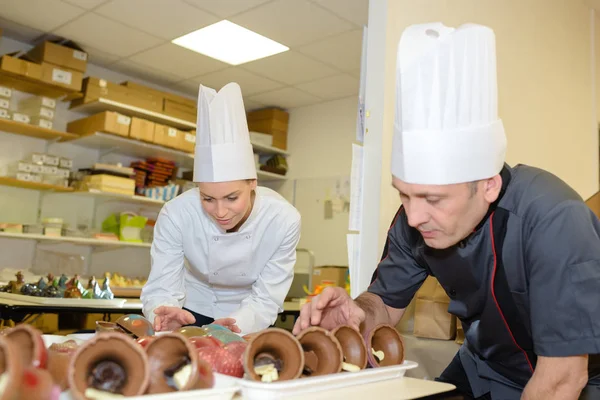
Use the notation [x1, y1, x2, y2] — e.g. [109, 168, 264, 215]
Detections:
[198, 180, 257, 230]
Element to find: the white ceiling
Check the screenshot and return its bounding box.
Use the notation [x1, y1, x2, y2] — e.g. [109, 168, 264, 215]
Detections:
[0, 0, 367, 110]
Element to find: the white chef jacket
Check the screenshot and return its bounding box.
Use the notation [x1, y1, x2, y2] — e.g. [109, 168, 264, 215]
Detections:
[141, 186, 301, 335]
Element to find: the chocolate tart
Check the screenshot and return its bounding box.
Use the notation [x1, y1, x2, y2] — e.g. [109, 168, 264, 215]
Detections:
[0, 335, 23, 400]
[243, 328, 304, 382]
[296, 326, 343, 377]
[67, 332, 150, 399]
[145, 332, 213, 393]
[365, 324, 405, 367]
[331, 325, 368, 370]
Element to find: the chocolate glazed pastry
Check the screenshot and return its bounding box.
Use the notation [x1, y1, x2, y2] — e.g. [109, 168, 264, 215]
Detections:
[243, 328, 304, 382]
[365, 324, 405, 367]
[47, 340, 79, 391]
[0, 335, 23, 400]
[67, 332, 150, 400]
[331, 325, 368, 370]
[296, 327, 344, 377]
[4, 324, 48, 369]
[145, 333, 213, 394]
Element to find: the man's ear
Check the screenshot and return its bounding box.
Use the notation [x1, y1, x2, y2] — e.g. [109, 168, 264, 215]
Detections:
[483, 174, 502, 203]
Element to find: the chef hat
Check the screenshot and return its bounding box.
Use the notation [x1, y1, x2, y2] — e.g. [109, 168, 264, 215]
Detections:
[391, 23, 507, 185]
[193, 82, 257, 182]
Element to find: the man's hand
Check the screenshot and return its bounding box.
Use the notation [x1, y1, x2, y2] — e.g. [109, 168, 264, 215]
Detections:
[521, 355, 588, 400]
[292, 287, 365, 335]
[153, 306, 196, 331]
[213, 318, 241, 333]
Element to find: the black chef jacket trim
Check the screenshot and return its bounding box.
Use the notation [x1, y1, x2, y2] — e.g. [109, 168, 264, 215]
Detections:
[473, 165, 512, 233]
[490, 208, 538, 383]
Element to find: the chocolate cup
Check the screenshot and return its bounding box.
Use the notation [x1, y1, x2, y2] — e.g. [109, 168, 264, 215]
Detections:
[331, 325, 367, 370]
[67, 332, 150, 399]
[296, 326, 343, 377]
[365, 324, 405, 367]
[243, 328, 304, 382]
[145, 332, 209, 393]
[116, 314, 155, 338]
[47, 340, 79, 391]
[0, 336, 23, 400]
[95, 321, 123, 334]
[5, 324, 47, 369]
[20, 367, 60, 400]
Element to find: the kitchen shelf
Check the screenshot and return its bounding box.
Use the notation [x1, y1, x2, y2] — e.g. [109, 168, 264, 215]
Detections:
[61, 131, 195, 168]
[0, 232, 151, 248]
[72, 189, 165, 206]
[0, 176, 73, 192]
[0, 70, 80, 99]
[69, 98, 196, 130]
[0, 118, 77, 141]
[250, 139, 289, 156]
[257, 170, 288, 181]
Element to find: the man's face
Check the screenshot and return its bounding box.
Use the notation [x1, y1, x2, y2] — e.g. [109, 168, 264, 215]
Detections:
[393, 176, 500, 249]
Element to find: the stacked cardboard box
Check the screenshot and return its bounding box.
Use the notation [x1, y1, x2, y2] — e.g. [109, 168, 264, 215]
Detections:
[131, 158, 177, 194]
[71, 77, 162, 113]
[246, 108, 289, 150]
[120, 81, 196, 122]
[67, 111, 131, 138]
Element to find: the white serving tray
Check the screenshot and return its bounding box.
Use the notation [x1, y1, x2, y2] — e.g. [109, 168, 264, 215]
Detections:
[223, 361, 419, 400]
[0, 292, 126, 307]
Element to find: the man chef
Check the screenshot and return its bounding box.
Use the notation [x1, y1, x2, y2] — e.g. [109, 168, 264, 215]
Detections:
[141, 82, 301, 335]
[293, 23, 600, 399]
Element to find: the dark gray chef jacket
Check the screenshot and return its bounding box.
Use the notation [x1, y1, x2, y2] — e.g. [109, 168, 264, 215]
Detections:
[368, 164, 600, 398]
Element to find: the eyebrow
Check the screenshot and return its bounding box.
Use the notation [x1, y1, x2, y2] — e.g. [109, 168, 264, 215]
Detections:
[200, 190, 241, 199]
[393, 185, 446, 199]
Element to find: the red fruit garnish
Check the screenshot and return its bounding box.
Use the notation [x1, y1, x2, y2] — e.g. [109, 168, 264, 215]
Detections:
[188, 336, 222, 349]
[197, 347, 244, 378]
[23, 369, 38, 387]
[224, 341, 247, 362]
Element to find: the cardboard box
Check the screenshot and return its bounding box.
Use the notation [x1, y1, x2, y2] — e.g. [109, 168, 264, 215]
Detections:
[67, 111, 131, 137]
[154, 124, 181, 149]
[311, 266, 348, 290]
[40, 63, 83, 91]
[413, 276, 456, 340]
[163, 99, 196, 123]
[0, 55, 42, 79]
[25, 41, 88, 72]
[246, 107, 289, 150]
[179, 130, 196, 153]
[247, 107, 289, 124]
[76, 77, 162, 113]
[121, 81, 196, 109]
[130, 117, 155, 143]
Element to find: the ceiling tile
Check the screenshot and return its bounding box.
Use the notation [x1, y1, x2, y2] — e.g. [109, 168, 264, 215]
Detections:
[296, 73, 358, 100]
[312, 0, 368, 27]
[94, 0, 218, 40]
[193, 68, 283, 96]
[0, 17, 44, 44]
[0, 0, 85, 32]
[298, 29, 363, 71]
[84, 46, 121, 67]
[243, 98, 266, 112]
[248, 87, 322, 109]
[62, 0, 107, 9]
[183, 0, 271, 18]
[230, 0, 354, 47]
[129, 42, 227, 79]
[172, 80, 200, 97]
[242, 51, 337, 85]
[53, 13, 163, 57]
[111, 59, 183, 87]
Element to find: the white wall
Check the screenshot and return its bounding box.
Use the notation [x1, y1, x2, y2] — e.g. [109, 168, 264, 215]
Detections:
[280, 96, 357, 269]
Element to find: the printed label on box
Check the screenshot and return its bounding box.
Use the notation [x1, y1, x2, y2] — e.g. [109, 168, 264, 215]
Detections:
[40, 108, 54, 119]
[0, 87, 12, 98]
[41, 97, 56, 109]
[73, 50, 88, 61]
[52, 68, 73, 85]
[38, 119, 53, 130]
[0, 99, 9, 109]
[18, 162, 32, 172]
[168, 128, 177, 137]
[31, 164, 43, 174]
[99, 79, 108, 88]
[30, 174, 42, 183]
[16, 173, 31, 182]
[58, 168, 70, 178]
[59, 159, 73, 169]
[0, 109, 9, 119]
[185, 133, 196, 143]
[12, 113, 30, 124]
[117, 115, 131, 125]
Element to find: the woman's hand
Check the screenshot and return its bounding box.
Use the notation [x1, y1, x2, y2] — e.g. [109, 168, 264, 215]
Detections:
[212, 318, 241, 333]
[153, 306, 196, 331]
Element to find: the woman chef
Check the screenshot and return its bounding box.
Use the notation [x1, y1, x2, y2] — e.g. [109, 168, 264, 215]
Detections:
[141, 82, 301, 335]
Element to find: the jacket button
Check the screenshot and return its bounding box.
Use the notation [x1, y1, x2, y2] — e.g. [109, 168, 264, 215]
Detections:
[449, 288, 457, 297]
[458, 240, 466, 249]
[213, 272, 218, 276]
[213, 237, 219, 242]
[245, 235, 251, 239]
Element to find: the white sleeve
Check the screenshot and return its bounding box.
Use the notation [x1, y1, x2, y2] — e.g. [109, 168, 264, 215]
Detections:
[141, 204, 186, 324]
[227, 214, 301, 334]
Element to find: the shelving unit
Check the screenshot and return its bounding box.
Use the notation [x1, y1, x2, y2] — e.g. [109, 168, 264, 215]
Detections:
[69, 98, 196, 130]
[257, 170, 287, 181]
[0, 69, 80, 99]
[72, 189, 164, 206]
[0, 176, 73, 192]
[250, 139, 289, 156]
[0, 232, 151, 248]
[0, 119, 77, 141]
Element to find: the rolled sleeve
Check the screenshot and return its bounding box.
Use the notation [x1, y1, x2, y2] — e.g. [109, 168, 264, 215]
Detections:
[526, 200, 600, 356]
[141, 204, 187, 324]
[367, 207, 428, 309]
[228, 214, 301, 334]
